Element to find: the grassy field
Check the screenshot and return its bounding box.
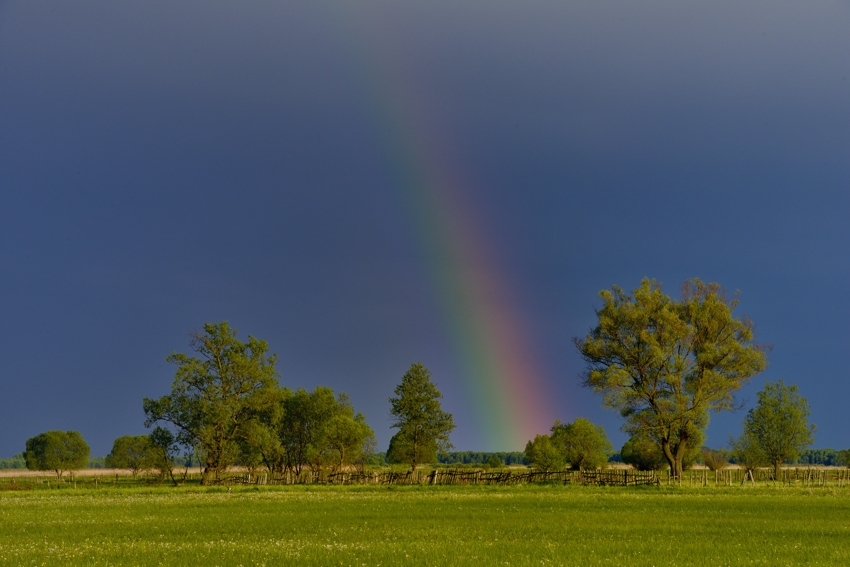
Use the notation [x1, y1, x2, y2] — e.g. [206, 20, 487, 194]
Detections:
[1, 483, 849, 566]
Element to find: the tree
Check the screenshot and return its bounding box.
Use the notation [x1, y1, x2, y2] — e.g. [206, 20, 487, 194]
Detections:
[274, 387, 375, 474]
[237, 387, 288, 474]
[143, 322, 280, 484]
[575, 278, 768, 478]
[105, 436, 154, 478]
[387, 431, 437, 466]
[620, 429, 702, 472]
[322, 399, 376, 472]
[729, 429, 767, 474]
[24, 430, 90, 479]
[280, 387, 338, 474]
[524, 434, 565, 471]
[742, 380, 816, 478]
[620, 433, 667, 471]
[388, 363, 455, 472]
[550, 418, 612, 471]
[700, 447, 729, 471]
[148, 427, 181, 485]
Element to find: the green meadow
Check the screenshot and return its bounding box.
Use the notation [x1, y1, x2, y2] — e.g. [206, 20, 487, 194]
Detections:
[2, 484, 849, 566]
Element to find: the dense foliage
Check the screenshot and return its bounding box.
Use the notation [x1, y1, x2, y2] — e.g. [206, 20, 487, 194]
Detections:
[105, 436, 155, 478]
[388, 363, 455, 472]
[0, 453, 27, 469]
[621, 431, 701, 471]
[143, 322, 281, 483]
[551, 418, 612, 470]
[700, 447, 729, 471]
[5, 318, 842, 479]
[438, 452, 527, 466]
[576, 279, 768, 478]
[524, 418, 612, 470]
[141, 323, 376, 483]
[524, 434, 565, 470]
[795, 448, 846, 466]
[24, 430, 90, 479]
[740, 380, 816, 477]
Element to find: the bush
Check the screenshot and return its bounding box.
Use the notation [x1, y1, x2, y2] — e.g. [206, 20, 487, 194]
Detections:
[551, 418, 612, 471]
[621, 435, 667, 471]
[0, 453, 27, 470]
[486, 456, 503, 468]
[524, 434, 565, 471]
[700, 447, 729, 471]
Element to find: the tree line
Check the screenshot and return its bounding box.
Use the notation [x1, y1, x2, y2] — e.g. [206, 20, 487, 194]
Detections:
[22, 323, 455, 483]
[17, 278, 849, 482]
[530, 278, 845, 477]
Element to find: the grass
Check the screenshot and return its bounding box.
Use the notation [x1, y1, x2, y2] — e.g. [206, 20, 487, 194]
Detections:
[1, 483, 849, 566]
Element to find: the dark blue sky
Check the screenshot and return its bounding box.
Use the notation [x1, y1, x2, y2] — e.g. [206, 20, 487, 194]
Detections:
[1, 1, 848, 456]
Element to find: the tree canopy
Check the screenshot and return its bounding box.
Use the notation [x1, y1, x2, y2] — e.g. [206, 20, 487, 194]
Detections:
[551, 418, 612, 471]
[575, 278, 768, 477]
[388, 363, 455, 472]
[728, 428, 767, 474]
[105, 435, 153, 478]
[700, 447, 729, 471]
[24, 430, 90, 479]
[524, 434, 565, 471]
[620, 433, 667, 471]
[143, 321, 280, 484]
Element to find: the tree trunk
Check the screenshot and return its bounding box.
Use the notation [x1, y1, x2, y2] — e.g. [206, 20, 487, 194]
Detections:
[774, 460, 782, 480]
[661, 439, 677, 478]
[410, 430, 419, 473]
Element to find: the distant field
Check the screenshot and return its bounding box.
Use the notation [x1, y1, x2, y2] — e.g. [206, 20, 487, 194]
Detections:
[1, 484, 849, 566]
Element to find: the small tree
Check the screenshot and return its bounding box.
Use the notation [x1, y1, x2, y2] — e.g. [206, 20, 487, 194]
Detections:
[388, 363, 455, 472]
[323, 409, 376, 472]
[239, 387, 287, 474]
[743, 380, 816, 478]
[729, 430, 767, 474]
[620, 434, 667, 471]
[24, 430, 90, 480]
[278, 387, 367, 474]
[486, 455, 503, 468]
[700, 447, 729, 471]
[524, 434, 565, 471]
[149, 427, 181, 485]
[105, 436, 154, 478]
[387, 431, 437, 467]
[550, 418, 612, 471]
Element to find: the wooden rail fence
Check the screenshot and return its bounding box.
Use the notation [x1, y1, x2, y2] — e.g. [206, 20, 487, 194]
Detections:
[3, 467, 850, 489]
[221, 468, 660, 487]
[219, 467, 850, 488]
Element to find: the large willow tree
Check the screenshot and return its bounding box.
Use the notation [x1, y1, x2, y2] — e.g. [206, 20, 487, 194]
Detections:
[575, 278, 768, 478]
[143, 322, 280, 484]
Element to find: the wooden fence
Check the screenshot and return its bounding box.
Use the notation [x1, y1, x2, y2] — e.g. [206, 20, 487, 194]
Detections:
[4, 467, 850, 489]
[221, 468, 660, 487]
[220, 467, 850, 488]
[678, 467, 850, 488]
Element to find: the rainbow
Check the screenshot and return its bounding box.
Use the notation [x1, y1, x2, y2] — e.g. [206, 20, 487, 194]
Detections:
[332, 8, 560, 450]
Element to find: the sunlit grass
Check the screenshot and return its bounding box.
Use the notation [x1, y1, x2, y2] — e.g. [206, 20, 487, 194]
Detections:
[1, 484, 849, 565]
